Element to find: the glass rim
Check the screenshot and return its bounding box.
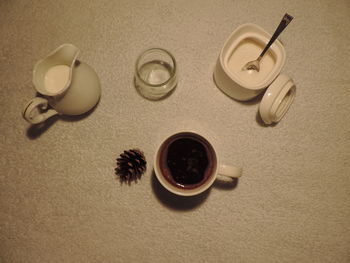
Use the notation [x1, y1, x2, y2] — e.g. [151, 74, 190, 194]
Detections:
[135, 48, 177, 87]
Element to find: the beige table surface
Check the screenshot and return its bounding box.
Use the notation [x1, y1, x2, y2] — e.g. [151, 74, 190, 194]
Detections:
[1, 0, 350, 262]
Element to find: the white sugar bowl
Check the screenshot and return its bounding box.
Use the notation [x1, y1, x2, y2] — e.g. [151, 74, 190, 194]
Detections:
[214, 23, 296, 124]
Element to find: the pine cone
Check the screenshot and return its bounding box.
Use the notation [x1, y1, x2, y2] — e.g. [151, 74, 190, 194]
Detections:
[115, 149, 147, 182]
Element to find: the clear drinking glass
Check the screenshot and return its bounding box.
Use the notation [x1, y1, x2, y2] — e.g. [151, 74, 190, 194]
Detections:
[135, 48, 177, 100]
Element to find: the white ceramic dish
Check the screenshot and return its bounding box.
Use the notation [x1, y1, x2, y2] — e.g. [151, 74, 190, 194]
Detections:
[213, 23, 296, 124]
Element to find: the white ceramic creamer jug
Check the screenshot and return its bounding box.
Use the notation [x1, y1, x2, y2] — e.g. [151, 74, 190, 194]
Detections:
[22, 44, 101, 124]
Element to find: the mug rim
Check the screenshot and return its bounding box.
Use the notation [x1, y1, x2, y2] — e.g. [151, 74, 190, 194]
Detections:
[154, 131, 218, 196]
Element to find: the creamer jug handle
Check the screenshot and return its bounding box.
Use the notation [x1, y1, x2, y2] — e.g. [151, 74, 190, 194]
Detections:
[22, 97, 58, 124]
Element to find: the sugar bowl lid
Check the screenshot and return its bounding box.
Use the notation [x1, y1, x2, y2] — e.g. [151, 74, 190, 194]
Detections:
[259, 74, 296, 125]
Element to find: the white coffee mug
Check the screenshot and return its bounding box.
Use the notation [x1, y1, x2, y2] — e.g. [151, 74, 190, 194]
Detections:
[154, 131, 242, 196]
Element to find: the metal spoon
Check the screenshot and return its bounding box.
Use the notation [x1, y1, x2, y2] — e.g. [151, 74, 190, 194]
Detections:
[242, 13, 294, 72]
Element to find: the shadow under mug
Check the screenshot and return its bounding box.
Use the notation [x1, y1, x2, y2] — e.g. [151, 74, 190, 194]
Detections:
[154, 131, 242, 196]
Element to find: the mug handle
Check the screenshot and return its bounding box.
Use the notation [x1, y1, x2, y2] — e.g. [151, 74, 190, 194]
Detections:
[218, 164, 242, 178]
[22, 97, 58, 124]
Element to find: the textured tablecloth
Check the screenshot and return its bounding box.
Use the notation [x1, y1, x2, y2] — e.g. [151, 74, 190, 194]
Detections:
[1, 0, 349, 262]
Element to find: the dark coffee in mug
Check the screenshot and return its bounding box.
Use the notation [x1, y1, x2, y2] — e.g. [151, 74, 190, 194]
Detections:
[158, 132, 217, 189]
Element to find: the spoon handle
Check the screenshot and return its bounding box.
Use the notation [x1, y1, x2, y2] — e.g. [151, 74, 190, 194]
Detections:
[259, 13, 294, 59]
